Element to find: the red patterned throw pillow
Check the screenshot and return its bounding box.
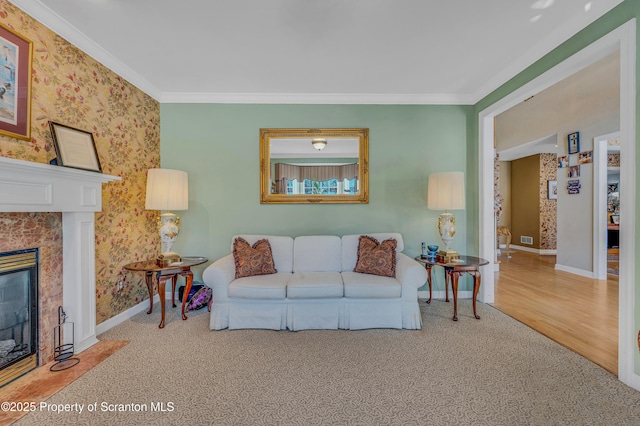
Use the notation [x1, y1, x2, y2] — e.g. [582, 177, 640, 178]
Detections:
[233, 237, 278, 279]
[354, 235, 397, 277]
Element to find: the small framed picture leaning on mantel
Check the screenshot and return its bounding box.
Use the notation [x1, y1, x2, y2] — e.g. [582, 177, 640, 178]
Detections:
[49, 121, 103, 173]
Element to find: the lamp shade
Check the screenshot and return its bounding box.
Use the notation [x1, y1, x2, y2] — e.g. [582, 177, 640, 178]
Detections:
[145, 168, 189, 211]
[427, 172, 465, 211]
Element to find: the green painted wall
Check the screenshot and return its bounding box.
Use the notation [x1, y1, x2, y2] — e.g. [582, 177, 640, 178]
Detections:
[474, 0, 640, 374]
[161, 104, 474, 292]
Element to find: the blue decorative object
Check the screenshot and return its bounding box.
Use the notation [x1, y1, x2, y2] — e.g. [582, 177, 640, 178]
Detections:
[427, 245, 439, 260]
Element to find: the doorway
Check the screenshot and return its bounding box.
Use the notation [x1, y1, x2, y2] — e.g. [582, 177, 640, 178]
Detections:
[478, 21, 636, 387]
[594, 132, 621, 280]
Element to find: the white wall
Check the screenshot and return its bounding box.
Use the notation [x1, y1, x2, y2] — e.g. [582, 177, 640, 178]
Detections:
[556, 116, 620, 272]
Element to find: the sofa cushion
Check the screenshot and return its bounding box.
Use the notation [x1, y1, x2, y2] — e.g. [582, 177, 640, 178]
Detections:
[293, 235, 342, 272]
[287, 272, 344, 299]
[342, 233, 404, 272]
[342, 272, 401, 298]
[228, 273, 290, 299]
[353, 235, 397, 277]
[232, 235, 294, 273]
[233, 237, 277, 279]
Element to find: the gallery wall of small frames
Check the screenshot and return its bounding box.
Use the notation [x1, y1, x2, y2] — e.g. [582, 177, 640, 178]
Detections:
[557, 131, 592, 195]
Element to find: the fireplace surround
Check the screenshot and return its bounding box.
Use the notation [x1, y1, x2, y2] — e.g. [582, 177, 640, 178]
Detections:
[0, 156, 119, 377]
[0, 249, 38, 386]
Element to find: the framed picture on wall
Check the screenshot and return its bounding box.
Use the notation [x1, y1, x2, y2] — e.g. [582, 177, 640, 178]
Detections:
[557, 156, 568, 168]
[568, 165, 580, 178]
[0, 23, 33, 140]
[568, 132, 580, 154]
[547, 180, 557, 200]
[578, 150, 593, 164]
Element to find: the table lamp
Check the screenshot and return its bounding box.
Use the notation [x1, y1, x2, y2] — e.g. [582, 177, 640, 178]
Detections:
[427, 171, 465, 262]
[145, 168, 189, 266]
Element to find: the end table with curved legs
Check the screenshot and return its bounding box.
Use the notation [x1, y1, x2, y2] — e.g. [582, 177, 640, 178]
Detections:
[415, 255, 489, 321]
[123, 257, 208, 328]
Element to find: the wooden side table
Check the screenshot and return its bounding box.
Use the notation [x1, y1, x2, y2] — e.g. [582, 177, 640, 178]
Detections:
[123, 256, 208, 328]
[415, 255, 489, 321]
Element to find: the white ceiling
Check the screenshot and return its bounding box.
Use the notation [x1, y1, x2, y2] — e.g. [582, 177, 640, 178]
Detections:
[10, 0, 624, 104]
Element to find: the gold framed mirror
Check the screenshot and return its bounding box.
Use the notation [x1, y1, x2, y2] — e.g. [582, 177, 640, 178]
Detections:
[260, 128, 369, 204]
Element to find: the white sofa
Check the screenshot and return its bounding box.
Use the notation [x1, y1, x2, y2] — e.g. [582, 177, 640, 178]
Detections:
[202, 233, 428, 331]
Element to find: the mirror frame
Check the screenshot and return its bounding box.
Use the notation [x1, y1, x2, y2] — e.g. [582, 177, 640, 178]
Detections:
[260, 128, 369, 204]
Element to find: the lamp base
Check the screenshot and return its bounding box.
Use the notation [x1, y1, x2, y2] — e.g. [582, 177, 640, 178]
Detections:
[156, 253, 182, 267]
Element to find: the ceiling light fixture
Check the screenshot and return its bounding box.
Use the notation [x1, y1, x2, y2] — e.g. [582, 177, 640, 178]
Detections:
[312, 138, 327, 150]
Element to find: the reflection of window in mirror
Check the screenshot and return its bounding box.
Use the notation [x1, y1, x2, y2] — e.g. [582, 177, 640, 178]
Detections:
[273, 164, 359, 195]
[282, 178, 358, 195]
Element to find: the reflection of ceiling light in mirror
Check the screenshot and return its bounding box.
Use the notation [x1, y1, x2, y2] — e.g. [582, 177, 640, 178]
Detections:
[585, 2, 592, 11]
[530, 14, 542, 22]
[312, 138, 327, 150]
[531, 0, 554, 9]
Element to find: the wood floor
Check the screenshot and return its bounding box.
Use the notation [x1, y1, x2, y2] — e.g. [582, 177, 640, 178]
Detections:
[492, 250, 618, 375]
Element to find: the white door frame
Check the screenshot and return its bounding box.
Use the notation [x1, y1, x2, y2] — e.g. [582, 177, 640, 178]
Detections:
[594, 132, 620, 280]
[478, 20, 637, 389]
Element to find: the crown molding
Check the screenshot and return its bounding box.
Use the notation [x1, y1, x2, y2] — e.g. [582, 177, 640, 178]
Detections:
[9, 0, 163, 101]
[159, 92, 475, 105]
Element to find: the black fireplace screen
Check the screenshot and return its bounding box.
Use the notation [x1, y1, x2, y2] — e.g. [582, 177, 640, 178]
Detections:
[0, 249, 38, 379]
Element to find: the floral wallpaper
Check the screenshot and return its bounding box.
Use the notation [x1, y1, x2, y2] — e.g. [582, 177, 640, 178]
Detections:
[607, 152, 620, 167]
[539, 153, 557, 250]
[0, 0, 160, 325]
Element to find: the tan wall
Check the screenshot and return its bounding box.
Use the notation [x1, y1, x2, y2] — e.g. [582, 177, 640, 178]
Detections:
[498, 161, 511, 228]
[511, 155, 541, 249]
[0, 0, 161, 325]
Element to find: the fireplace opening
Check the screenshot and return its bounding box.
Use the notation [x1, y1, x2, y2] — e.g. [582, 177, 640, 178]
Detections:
[0, 249, 38, 387]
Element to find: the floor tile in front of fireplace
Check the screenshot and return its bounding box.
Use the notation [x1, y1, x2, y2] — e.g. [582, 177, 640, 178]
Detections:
[0, 339, 128, 425]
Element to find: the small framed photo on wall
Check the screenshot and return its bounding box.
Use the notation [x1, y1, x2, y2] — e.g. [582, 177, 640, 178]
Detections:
[568, 165, 580, 178]
[568, 132, 580, 154]
[578, 150, 593, 164]
[558, 156, 568, 168]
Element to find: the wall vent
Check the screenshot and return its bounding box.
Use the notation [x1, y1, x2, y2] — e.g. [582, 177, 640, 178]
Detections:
[520, 236, 534, 245]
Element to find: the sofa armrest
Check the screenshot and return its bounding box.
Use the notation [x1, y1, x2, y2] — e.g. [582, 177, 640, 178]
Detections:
[202, 254, 235, 301]
[396, 253, 428, 301]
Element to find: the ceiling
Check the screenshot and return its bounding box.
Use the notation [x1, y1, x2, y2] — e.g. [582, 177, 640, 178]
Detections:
[10, 0, 624, 104]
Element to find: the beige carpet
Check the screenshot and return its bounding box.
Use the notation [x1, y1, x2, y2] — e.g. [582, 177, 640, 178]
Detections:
[15, 300, 640, 425]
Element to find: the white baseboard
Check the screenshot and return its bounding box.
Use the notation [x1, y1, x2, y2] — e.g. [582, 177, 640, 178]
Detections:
[554, 264, 594, 278]
[418, 290, 473, 300]
[509, 244, 557, 255]
[96, 291, 176, 336]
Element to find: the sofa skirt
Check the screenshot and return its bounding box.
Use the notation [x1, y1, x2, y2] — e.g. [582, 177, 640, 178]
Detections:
[210, 298, 422, 331]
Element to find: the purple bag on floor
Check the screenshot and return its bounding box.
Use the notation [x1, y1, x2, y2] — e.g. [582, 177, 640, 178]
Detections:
[186, 286, 213, 312]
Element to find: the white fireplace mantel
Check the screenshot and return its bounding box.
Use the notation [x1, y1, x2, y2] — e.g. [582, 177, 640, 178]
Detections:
[0, 156, 120, 353]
